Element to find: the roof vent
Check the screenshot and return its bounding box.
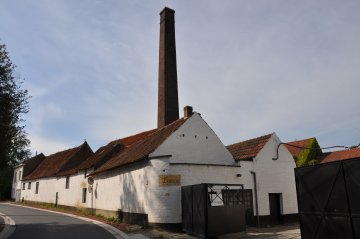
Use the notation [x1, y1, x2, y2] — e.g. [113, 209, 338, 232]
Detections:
[184, 106, 193, 118]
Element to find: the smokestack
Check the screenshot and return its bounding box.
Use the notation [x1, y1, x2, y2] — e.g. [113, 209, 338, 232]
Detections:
[157, 7, 179, 128]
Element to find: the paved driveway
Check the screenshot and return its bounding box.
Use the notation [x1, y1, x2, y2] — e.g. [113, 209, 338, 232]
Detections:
[0, 203, 116, 239]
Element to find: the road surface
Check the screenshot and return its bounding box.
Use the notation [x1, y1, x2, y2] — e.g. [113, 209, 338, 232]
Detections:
[0, 203, 116, 239]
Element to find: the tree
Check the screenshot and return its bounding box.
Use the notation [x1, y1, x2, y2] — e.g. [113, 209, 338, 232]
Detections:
[296, 138, 322, 167]
[0, 42, 30, 199]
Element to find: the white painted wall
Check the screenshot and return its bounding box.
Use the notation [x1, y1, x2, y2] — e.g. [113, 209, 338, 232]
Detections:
[20, 171, 94, 210]
[253, 133, 298, 216]
[11, 165, 24, 201]
[154, 113, 236, 166]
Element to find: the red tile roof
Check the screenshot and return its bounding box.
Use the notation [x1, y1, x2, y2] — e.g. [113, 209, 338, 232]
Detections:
[22, 153, 46, 178]
[92, 117, 188, 175]
[285, 138, 314, 157]
[78, 129, 157, 171]
[23, 142, 93, 180]
[226, 133, 273, 161]
[320, 148, 360, 164]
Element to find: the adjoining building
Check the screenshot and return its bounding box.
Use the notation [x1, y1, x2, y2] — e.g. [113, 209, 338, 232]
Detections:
[11, 153, 46, 201]
[227, 133, 298, 226]
[12, 7, 299, 229]
[20, 142, 93, 205]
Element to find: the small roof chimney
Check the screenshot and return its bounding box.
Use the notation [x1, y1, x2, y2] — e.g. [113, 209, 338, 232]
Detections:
[184, 106, 193, 118]
[157, 7, 179, 128]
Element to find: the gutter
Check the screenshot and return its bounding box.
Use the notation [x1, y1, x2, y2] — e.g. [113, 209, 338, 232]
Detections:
[251, 171, 260, 226]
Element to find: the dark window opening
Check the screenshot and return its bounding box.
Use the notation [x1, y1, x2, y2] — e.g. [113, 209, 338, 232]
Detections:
[65, 176, 70, 189]
[22, 183, 25, 190]
[35, 182, 39, 194]
[82, 188, 87, 203]
[28, 182, 31, 190]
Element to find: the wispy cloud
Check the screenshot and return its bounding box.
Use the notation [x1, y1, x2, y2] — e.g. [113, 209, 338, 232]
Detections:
[1, 0, 359, 156]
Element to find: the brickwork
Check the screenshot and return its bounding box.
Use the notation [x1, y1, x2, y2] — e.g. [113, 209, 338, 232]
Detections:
[158, 7, 179, 128]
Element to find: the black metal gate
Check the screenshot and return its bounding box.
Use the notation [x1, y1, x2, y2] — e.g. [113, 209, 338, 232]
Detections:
[182, 184, 246, 238]
[295, 158, 360, 239]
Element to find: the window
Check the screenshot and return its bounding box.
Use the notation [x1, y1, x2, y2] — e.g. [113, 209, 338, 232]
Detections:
[82, 188, 87, 203]
[19, 171, 22, 180]
[22, 183, 25, 190]
[35, 182, 39, 194]
[28, 182, 31, 190]
[65, 176, 70, 189]
[14, 172, 17, 182]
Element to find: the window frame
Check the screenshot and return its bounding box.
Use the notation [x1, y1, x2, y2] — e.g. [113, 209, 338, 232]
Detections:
[28, 182, 31, 190]
[35, 182, 39, 194]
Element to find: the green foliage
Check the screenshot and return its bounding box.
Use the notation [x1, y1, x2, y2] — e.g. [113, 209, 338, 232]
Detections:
[0, 42, 30, 199]
[296, 138, 322, 167]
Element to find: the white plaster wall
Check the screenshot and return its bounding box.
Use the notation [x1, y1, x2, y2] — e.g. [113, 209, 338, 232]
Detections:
[144, 158, 254, 223]
[20, 171, 93, 209]
[153, 113, 236, 166]
[253, 133, 298, 216]
[11, 165, 23, 200]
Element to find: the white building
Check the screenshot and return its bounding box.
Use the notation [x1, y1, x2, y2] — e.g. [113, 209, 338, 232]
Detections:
[14, 7, 299, 229]
[11, 153, 45, 201]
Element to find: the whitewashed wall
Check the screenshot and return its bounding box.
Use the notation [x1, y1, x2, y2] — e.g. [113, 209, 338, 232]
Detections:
[20, 171, 93, 210]
[11, 165, 24, 200]
[253, 133, 298, 216]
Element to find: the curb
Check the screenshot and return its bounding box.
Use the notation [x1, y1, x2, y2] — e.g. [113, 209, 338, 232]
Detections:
[0, 211, 16, 239]
[2, 203, 131, 239]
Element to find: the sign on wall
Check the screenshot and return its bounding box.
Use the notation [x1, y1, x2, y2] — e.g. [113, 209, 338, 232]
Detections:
[159, 175, 181, 186]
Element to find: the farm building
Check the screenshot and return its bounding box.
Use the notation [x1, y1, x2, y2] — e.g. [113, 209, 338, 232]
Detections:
[12, 7, 299, 229]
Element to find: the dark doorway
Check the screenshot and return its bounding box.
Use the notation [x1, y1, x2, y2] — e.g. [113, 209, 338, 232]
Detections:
[269, 193, 282, 226]
[243, 189, 256, 226]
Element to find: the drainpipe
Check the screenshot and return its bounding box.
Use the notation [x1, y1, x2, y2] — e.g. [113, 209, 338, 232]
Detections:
[251, 171, 260, 227]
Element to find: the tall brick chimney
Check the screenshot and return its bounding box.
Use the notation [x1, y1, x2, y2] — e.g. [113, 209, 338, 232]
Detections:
[157, 7, 179, 128]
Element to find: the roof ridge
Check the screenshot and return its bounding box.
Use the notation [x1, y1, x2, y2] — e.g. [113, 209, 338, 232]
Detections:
[92, 117, 188, 175]
[227, 133, 273, 147]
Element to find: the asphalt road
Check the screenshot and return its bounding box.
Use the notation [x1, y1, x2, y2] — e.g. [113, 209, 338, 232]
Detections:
[0, 203, 116, 239]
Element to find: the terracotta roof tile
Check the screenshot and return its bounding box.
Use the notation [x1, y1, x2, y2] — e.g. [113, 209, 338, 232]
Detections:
[22, 153, 46, 178]
[92, 117, 188, 175]
[320, 148, 360, 163]
[78, 129, 157, 170]
[285, 138, 315, 157]
[226, 133, 273, 161]
[23, 142, 93, 180]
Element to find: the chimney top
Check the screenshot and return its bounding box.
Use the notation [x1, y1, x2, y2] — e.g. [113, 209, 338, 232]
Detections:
[160, 7, 175, 23]
[184, 106, 193, 118]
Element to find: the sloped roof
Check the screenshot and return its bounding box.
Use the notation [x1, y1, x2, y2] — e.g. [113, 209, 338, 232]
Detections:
[285, 138, 314, 157]
[23, 142, 93, 180]
[22, 153, 46, 178]
[226, 133, 273, 161]
[78, 129, 157, 171]
[320, 148, 360, 164]
[92, 117, 188, 175]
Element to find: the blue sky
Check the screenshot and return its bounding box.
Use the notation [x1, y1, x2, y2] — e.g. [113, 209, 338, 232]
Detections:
[1, 0, 359, 155]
